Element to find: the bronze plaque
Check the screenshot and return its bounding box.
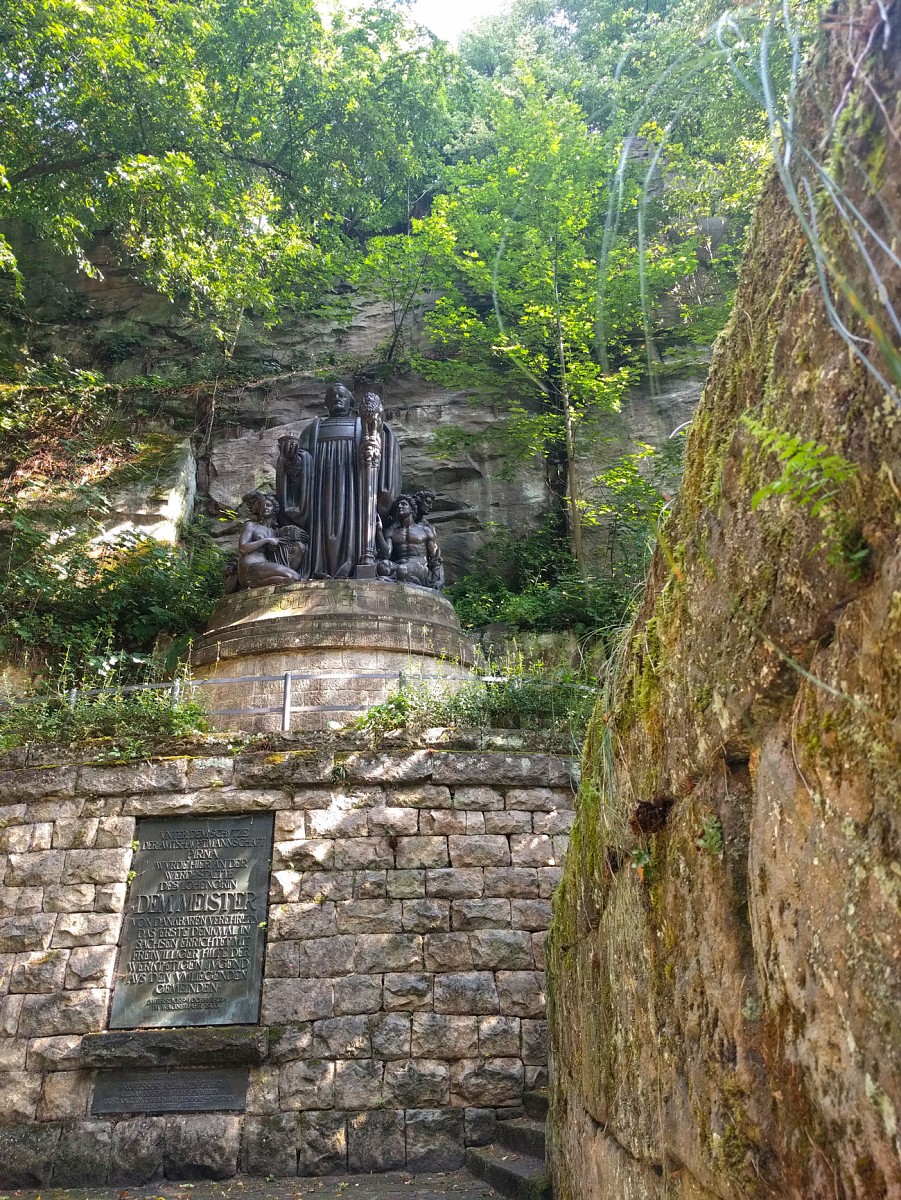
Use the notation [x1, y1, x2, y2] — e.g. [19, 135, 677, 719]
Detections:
[109, 814, 273, 1028]
[92, 1066, 249, 1113]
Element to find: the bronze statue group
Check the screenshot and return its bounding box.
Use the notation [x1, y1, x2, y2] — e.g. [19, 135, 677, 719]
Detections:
[230, 385, 444, 593]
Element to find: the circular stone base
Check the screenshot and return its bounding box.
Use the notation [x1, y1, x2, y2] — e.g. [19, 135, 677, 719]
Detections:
[191, 579, 474, 731]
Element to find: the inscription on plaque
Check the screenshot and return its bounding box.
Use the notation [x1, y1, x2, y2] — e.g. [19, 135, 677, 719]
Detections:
[109, 814, 273, 1028]
[92, 1067, 249, 1114]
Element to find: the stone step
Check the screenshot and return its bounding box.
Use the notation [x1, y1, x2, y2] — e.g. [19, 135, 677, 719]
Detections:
[496, 1116, 547, 1158]
[523, 1088, 550, 1120]
[466, 1144, 552, 1200]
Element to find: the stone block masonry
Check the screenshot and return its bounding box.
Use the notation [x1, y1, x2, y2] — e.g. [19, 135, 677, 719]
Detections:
[0, 734, 575, 1187]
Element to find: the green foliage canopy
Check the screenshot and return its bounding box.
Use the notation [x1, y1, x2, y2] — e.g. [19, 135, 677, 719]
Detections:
[0, 0, 463, 329]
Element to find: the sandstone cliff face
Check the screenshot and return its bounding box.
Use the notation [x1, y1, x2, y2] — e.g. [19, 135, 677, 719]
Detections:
[546, 8, 901, 1198]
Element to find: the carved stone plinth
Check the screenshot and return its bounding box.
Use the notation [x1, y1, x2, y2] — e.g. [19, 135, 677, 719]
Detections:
[191, 579, 474, 731]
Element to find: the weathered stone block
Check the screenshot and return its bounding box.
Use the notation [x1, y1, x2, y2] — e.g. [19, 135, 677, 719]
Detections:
[262, 979, 333, 1024]
[306, 806, 369, 838]
[369, 1012, 411, 1060]
[423, 934, 473, 972]
[405, 1108, 465, 1172]
[333, 1058, 384, 1108]
[27, 798, 82, 823]
[26, 1034, 84, 1071]
[352, 933, 422, 974]
[0, 1068, 42, 1121]
[19, 988, 106, 1036]
[65, 945, 117, 988]
[383, 972, 432, 1011]
[395, 836, 448, 869]
[184, 757, 236, 791]
[343, 749, 432, 784]
[367, 806, 419, 836]
[450, 1058, 524, 1106]
[265, 941, 299, 977]
[383, 1058, 449, 1107]
[485, 810, 532, 834]
[532, 931, 547, 969]
[533, 808, 575, 836]
[296, 936, 356, 977]
[38, 1068, 91, 1120]
[432, 754, 542, 788]
[0, 1123, 61, 1186]
[17, 886, 43, 914]
[386, 869, 425, 898]
[412, 1014, 479, 1059]
[5, 849, 66, 886]
[52, 1118, 112, 1187]
[247, 1062, 280, 1115]
[426, 868, 483, 899]
[470, 930, 534, 970]
[419, 808, 466, 835]
[333, 974, 382, 1016]
[280, 1059, 335, 1110]
[479, 1016, 521, 1057]
[297, 1109, 347, 1175]
[464, 1107, 497, 1147]
[267, 1024, 314, 1064]
[0, 825, 31, 853]
[448, 835, 510, 868]
[9, 948, 68, 993]
[0, 765, 77, 801]
[274, 838, 335, 871]
[521, 1018, 548, 1064]
[434, 972, 499, 1015]
[94, 882, 127, 912]
[333, 836, 395, 871]
[81, 1027, 269, 1069]
[233, 749, 335, 787]
[65, 848, 132, 884]
[510, 898, 553, 929]
[0, 991, 24, 1036]
[108, 1116, 167, 1184]
[510, 833, 556, 866]
[123, 787, 287, 817]
[0, 1040, 26, 1069]
[241, 1113, 297, 1178]
[80, 760, 186, 796]
[537, 866, 563, 897]
[0, 886, 18, 918]
[483, 867, 540, 899]
[347, 1108, 405, 1172]
[402, 898, 449, 932]
[271, 901, 337, 941]
[0, 951, 11, 990]
[336, 899, 403, 933]
[94, 816, 137, 848]
[52, 912, 121, 947]
[52, 819, 99, 849]
[43, 883, 95, 912]
[505, 786, 567, 812]
[274, 810, 307, 840]
[451, 899, 511, 930]
[297, 870, 354, 901]
[388, 783, 451, 809]
[496, 971, 545, 1018]
[353, 870, 387, 898]
[313, 1016, 372, 1059]
[451, 786, 505, 811]
[163, 1114, 241, 1180]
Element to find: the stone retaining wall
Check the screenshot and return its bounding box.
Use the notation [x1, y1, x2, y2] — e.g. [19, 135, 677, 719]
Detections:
[0, 736, 575, 1186]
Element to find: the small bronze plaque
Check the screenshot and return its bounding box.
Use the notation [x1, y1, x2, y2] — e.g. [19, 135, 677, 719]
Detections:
[92, 1066, 249, 1113]
[109, 814, 274, 1028]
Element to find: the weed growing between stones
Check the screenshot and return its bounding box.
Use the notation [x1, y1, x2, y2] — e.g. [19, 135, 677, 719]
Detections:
[0, 675, 207, 756]
[352, 664, 596, 748]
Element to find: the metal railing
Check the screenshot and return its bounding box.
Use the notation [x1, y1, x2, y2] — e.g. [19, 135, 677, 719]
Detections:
[43, 670, 592, 733]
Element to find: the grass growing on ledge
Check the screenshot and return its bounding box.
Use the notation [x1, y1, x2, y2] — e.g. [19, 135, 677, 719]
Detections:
[353, 667, 595, 748]
[0, 684, 208, 758]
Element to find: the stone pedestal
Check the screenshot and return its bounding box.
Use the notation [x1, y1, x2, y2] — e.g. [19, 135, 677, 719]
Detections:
[191, 580, 474, 731]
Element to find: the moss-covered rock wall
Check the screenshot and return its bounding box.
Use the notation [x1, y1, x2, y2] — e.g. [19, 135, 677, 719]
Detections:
[546, 6, 901, 1198]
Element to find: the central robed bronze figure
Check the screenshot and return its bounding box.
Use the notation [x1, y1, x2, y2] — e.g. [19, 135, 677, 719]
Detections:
[230, 384, 444, 591]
